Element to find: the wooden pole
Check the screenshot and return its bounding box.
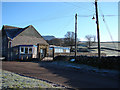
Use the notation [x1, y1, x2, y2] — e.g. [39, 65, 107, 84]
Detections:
[95, 0, 101, 59]
[75, 13, 77, 60]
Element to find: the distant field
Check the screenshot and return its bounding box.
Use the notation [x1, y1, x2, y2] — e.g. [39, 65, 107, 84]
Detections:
[100, 43, 119, 50]
[92, 42, 119, 50]
[91, 42, 120, 56]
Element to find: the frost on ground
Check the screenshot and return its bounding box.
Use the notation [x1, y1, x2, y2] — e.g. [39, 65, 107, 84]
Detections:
[0, 69, 63, 89]
[46, 61, 119, 78]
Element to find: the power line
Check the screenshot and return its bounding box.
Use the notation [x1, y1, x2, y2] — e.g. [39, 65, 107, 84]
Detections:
[102, 15, 117, 49]
[63, 2, 94, 13]
[78, 14, 118, 17]
[57, 16, 74, 34]
[98, 4, 117, 49]
[9, 15, 72, 25]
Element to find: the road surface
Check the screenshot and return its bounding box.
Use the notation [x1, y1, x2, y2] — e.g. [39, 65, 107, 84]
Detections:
[2, 61, 119, 88]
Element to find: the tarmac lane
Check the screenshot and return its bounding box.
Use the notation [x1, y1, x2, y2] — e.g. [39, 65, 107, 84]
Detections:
[2, 61, 120, 88]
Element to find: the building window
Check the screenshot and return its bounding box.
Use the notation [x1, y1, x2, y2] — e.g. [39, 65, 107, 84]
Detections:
[21, 47, 24, 54]
[29, 48, 32, 54]
[25, 47, 28, 54]
[40, 49, 43, 53]
[20, 46, 33, 54]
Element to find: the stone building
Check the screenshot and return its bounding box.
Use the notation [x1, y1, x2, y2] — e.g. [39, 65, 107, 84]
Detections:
[2, 25, 49, 60]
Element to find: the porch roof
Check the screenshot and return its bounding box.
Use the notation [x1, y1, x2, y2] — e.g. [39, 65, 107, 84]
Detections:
[13, 45, 37, 48]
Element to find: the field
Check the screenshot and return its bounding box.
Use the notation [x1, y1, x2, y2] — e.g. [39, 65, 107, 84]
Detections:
[90, 42, 120, 56]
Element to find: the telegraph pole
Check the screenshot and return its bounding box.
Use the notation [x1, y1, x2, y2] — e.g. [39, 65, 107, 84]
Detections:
[75, 13, 77, 60]
[95, 0, 101, 59]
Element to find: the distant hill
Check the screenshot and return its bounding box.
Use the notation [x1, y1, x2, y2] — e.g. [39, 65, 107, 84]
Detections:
[42, 35, 55, 41]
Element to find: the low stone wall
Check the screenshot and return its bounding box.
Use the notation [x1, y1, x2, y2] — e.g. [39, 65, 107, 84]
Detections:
[54, 55, 120, 70]
[49, 52, 106, 57]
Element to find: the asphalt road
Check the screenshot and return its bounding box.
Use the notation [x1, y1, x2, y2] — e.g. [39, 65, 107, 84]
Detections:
[2, 61, 120, 88]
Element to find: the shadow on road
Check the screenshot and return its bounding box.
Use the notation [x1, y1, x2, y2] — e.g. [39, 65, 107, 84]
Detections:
[38, 61, 119, 88]
[2, 61, 119, 88]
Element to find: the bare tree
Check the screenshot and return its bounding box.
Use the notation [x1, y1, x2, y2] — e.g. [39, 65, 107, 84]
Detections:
[85, 35, 96, 48]
[93, 35, 96, 43]
[64, 32, 75, 46]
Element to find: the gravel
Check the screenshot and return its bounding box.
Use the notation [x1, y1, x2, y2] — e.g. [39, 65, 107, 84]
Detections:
[0, 69, 65, 89]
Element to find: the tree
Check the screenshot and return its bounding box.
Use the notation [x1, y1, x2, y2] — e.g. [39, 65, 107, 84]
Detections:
[47, 38, 63, 46]
[64, 32, 75, 46]
[85, 35, 96, 48]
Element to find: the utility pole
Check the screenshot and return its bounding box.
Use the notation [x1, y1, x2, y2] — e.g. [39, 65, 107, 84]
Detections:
[95, 0, 101, 59]
[75, 13, 77, 60]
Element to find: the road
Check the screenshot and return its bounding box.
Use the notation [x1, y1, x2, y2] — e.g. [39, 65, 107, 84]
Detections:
[2, 61, 119, 88]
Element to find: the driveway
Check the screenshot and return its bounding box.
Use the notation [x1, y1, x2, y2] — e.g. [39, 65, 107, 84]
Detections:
[2, 61, 119, 88]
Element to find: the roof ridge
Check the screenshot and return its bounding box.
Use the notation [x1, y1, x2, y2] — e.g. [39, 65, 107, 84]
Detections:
[23, 25, 32, 29]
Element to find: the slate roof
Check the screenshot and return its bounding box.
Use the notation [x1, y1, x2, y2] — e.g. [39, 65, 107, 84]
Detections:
[12, 36, 49, 46]
[2, 25, 49, 46]
[3, 25, 28, 39]
[5, 28, 24, 39]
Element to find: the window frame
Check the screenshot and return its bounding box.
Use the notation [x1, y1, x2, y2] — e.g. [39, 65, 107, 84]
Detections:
[20, 47, 25, 54]
[25, 47, 28, 54]
[20, 46, 33, 54]
[29, 47, 33, 54]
